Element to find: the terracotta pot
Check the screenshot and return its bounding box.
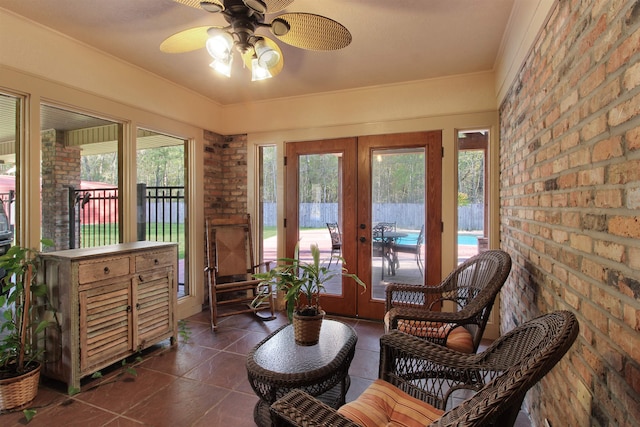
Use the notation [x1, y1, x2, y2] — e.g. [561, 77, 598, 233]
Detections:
[293, 310, 325, 345]
[0, 362, 40, 410]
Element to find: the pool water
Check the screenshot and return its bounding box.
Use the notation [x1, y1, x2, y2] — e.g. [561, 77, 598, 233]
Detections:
[395, 233, 482, 245]
[458, 234, 483, 245]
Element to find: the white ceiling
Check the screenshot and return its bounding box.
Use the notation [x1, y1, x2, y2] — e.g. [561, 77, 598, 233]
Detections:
[0, 0, 516, 106]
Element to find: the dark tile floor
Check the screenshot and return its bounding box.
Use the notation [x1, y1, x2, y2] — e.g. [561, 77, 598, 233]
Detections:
[1, 310, 532, 426]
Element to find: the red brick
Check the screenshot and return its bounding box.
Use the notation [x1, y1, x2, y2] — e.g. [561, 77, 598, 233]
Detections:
[626, 126, 640, 151]
[608, 216, 640, 238]
[594, 188, 622, 208]
[608, 92, 640, 127]
[593, 135, 623, 161]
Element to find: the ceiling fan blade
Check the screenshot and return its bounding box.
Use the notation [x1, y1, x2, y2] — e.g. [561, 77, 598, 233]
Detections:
[160, 26, 216, 53]
[241, 36, 284, 77]
[262, 0, 294, 13]
[172, 0, 224, 12]
[271, 13, 351, 51]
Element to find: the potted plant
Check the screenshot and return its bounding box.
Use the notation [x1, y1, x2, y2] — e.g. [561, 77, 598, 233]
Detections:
[0, 240, 55, 410]
[254, 243, 365, 345]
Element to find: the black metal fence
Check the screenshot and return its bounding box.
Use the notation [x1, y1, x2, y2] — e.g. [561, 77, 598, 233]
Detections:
[69, 185, 185, 249]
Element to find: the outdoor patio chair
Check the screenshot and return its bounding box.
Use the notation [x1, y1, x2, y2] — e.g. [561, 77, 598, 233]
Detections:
[326, 222, 342, 266]
[385, 250, 511, 353]
[392, 224, 425, 275]
[205, 214, 275, 329]
[270, 310, 579, 427]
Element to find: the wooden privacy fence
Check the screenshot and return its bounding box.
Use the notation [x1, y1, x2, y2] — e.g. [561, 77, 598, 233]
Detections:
[262, 203, 484, 231]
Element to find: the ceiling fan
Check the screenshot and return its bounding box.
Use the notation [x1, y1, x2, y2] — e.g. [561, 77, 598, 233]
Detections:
[160, 0, 352, 80]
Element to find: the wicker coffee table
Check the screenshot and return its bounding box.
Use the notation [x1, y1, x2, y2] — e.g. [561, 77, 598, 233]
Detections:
[246, 319, 357, 427]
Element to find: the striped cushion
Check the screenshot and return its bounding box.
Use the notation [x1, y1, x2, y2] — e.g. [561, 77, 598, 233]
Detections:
[384, 313, 475, 353]
[338, 379, 444, 427]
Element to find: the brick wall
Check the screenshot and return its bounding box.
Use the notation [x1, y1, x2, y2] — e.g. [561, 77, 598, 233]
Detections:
[41, 129, 81, 250]
[203, 131, 248, 218]
[202, 130, 248, 304]
[499, 1, 640, 426]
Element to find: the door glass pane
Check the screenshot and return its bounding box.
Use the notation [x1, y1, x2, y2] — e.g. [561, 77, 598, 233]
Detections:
[0, 93, 18, 251]
[457, 131, 487, 264]
[136, 129, 187, 297]
[258, 145, 277, 264]
[297, 153, 343, 296]
[371, 149, 425, 299]
[40, 104, 119, 251]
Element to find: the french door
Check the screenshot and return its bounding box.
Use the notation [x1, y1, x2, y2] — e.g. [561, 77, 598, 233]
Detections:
[285, 131, 442, 320]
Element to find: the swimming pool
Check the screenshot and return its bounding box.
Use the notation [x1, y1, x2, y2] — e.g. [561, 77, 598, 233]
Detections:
[395, 233, 482, 245]
[458, 234, 483, 245]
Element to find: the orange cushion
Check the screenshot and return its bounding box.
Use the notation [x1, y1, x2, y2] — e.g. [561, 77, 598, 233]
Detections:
[384, 313, 474, 353]
[338, 379, 444, 427]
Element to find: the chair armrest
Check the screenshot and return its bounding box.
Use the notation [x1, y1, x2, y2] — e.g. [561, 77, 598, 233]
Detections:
[380, 331, 488, 409]
[386, 306, 475, 327]
[270, 389, 359, 427]
[253, 260, 274, 272]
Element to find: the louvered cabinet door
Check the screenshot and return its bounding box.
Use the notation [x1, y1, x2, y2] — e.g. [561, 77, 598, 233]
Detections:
[133, 268, 173, 349]
[79, 280, 133, 373]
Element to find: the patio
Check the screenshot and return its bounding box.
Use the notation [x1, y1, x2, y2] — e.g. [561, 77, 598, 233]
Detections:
[262, 228, 480, 299]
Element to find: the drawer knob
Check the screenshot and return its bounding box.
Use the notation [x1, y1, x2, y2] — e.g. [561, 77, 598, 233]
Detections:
[104, 267, 110, 275]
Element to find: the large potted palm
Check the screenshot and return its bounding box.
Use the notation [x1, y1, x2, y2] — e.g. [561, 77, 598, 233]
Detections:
[0, 241, 54, 410]
[254, 243, 365, 345]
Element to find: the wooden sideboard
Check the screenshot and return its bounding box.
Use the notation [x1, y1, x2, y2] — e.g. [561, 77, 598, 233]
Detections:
[38, 242, 178, 390]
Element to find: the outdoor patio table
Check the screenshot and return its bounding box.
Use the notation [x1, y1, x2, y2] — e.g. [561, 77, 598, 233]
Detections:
[246, 319, 357, 427]
[373, 231, 407, 276]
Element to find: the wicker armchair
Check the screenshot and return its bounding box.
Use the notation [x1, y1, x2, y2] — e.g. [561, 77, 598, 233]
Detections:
[385, 250, 512, 353]
[271, 310, 579, 427]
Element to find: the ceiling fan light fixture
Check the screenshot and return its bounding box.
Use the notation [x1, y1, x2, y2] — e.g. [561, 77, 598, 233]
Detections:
[254, 38, 281, 68]
[251, 57, 273, 81]
[205, 31, 234, 61]
[200, 1, 223, 13]
[210, 55, 233, 77]
[270, 18, 290, 37]
[242, 0, 267, 14]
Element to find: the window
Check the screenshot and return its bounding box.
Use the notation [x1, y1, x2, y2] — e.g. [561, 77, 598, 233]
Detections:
[40, 104, 120, 250]
[457, 130, 488, 263]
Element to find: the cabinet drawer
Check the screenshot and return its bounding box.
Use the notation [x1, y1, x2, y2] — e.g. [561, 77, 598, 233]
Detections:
[78, 257, 130, 284]
[135, 250, 174, 272]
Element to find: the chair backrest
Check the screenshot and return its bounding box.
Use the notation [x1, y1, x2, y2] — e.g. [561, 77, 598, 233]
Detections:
[432, 310, 579, 426]
[436, 250, 512, 350]
[206, 214, 255, 282]
[416, 224, 425, 246]
[326, 222, 342, 246]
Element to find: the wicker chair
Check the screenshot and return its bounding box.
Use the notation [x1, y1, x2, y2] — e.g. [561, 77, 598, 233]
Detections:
[385, 250, 511, 353]
[270, 310, 579, 427]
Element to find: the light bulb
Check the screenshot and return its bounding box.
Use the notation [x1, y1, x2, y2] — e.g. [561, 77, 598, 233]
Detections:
[251, 57, 272, 81]
[206, 32, 233, 61]
[210, 56, 232, 78]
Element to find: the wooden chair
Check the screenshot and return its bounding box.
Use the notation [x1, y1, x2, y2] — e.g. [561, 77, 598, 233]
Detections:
[385, 250, 511, 353]
[325, 222, 342, 266]
[392, 224, 425, 275]
[270, 310, 579, 427]
[205, 214, 275, 329]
